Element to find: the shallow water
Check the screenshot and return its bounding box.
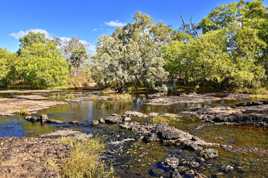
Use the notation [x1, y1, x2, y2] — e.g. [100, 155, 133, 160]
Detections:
[0, 91, 267, 177]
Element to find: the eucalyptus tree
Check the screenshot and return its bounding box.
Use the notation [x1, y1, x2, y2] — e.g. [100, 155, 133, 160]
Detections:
[92, 12, 174, 92]
[62, 38, 88, 76]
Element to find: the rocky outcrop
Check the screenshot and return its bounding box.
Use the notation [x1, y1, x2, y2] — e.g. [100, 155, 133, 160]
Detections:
[96, 113, 219, 154]
[24, 114, 86, 126]
[196, 105, 268, 126]
[120, 122, 219, 151]
[146, 93, 223, 106]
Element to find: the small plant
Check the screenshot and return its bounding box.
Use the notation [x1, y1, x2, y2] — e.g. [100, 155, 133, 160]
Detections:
[48, 93, 75, 101]
[16, 107, 30, 116]
[152, 116, 171, 125]
[61, 137, 115, 178]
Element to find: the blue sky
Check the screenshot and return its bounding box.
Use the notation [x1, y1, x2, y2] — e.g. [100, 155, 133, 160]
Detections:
[0, 0, 267, 52]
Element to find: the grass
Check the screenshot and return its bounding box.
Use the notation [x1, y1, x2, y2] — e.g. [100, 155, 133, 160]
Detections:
[151, 116, 181, 126]
[16, 107, 30, 116]
[48, 93, 75, 101]
[60, 137, 115, 178]
[152, 116, 172, 125]
[90, 92, 132, 103]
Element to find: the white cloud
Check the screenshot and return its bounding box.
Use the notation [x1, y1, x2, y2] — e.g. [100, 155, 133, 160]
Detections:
[9, 28, 52, 40]
[105, 20, 126, 28]
[9, 28, 96, 54]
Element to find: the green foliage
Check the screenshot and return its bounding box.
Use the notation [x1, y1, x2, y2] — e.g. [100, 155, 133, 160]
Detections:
[163, 30, 234, 84]
[15, 40, 69, 89]
[92, 12, 173, 92]
[63, 38, 88, 73]
[19, 32, 50, 50]
[0, 48, 18, 88]
[162, 0, 268, 91]
[163, 27, 266, 89]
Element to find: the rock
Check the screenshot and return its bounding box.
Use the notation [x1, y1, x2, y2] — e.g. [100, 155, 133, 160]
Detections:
[165, 156, 180, 169]
[184, 169, 195, 177]
[190, 161, 200, 168]
[25, 114, 49, 124]
[222, 165, 234, 172]
[109, 138, 135, 145]
[40, 114, 48, 123]
[68, 121, 81, 125]
[92, 120, 99, 126]
[119, 122, 217, 152]
[46, 119, 64, 124]
[122, 116, 131, 122]
[200, 148, 219, 159]
[148, 112, 159, 117]
[176, 166, 189, 173]
[124, 111, 148, 118]
[172, 172, 183, 178]
[146, 94, 222, 106]
[196, 105, 268, 126]
[41, 129, 92, 139]
[25, 115, 41, 122]
[143, 133, 159, 143]
[104, 115, 123, 124]
[99, 118, 105, 124]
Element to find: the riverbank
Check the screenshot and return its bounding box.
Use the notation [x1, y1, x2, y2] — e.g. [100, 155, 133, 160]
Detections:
[0, 94, 66, 116]
[0, 90, 267, 177]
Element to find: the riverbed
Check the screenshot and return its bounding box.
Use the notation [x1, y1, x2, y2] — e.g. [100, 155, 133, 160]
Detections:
[0, 91, 267, 178]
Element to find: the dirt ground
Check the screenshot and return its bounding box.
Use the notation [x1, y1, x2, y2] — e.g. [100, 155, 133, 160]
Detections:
[0, 94, 65, 116]
[0, 130, 91, 178]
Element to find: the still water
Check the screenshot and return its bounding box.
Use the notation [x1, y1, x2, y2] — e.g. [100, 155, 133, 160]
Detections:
[0, 91, 267, 177]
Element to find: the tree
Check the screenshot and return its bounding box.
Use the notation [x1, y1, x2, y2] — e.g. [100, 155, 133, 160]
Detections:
[164, 30, 233, 85]
[19, 32, 50, 50]
[92, 12, 173, 92]
[15, 33, 69, 89]
[62, 38, 88, 75]
[0, 48, 17, 88]
[163, 26, 266, 90]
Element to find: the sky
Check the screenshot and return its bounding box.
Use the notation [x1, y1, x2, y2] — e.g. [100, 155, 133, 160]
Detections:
[0, 0, 267, 53]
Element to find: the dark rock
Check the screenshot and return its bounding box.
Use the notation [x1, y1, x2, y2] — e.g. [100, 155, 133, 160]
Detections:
[190, 161, 200, 168]
[196, 105, 268, 126]
[25, 115, 41, 122]
[46, 119, 64, 124]
[104, 115, 123, 124]
[200, 148, 219, 159]
[68, 120, 81, 125]
[25, 114, 49, 124]
[172, 172, 183, 178]
[143, 133, 159, 143]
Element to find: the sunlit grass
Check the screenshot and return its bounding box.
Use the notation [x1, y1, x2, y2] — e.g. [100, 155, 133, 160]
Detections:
[61, 137, 115, 178]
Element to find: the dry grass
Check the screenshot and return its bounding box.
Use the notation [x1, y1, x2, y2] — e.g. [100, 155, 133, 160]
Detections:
[61, 137, 115, 178]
